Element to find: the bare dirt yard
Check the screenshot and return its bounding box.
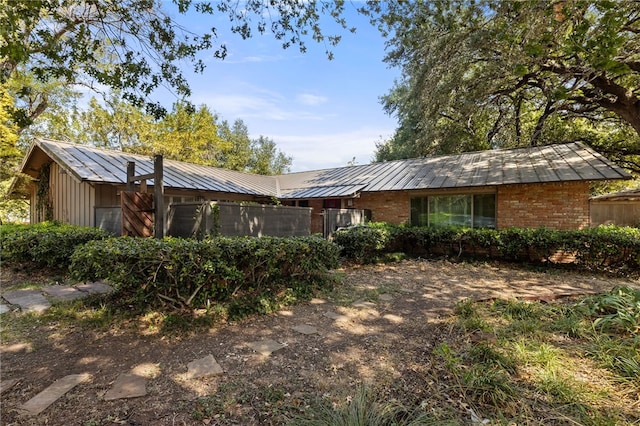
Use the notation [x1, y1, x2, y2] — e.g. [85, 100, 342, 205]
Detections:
[1, 259, 638, 425]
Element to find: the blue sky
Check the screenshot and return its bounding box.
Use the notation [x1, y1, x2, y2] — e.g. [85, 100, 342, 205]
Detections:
[164, 4, 400, 172]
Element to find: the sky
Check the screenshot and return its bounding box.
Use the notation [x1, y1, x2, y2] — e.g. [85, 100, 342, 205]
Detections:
[163, 3, 400, 172]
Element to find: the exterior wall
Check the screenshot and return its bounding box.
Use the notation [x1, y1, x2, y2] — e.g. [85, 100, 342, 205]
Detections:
[51, 163, 96, 227]
[590, 200, 640, 227]
[308, 199, 325, 234]
[29, 163, 99, 227]
[497, 181, 590, 230]
[353, 191, 410, 224]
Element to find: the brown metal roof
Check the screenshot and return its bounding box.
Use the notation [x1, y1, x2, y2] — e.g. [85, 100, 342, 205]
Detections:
[591, 189, 640, 201]
[276, 142, 631, 198]
[24, 138, 278, 196]
[21, 139, 630, 200]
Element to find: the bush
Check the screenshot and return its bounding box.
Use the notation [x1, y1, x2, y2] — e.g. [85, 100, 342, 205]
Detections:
[70, 235, 341, 311]
[334, 224, 640, 273]
[0, 222, 112, 269]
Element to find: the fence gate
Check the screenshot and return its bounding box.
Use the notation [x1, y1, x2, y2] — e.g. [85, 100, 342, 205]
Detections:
[121, 191, 154, 237]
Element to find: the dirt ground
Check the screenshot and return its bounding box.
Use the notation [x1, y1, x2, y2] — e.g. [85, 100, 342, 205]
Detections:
[1, 259, 637, 425]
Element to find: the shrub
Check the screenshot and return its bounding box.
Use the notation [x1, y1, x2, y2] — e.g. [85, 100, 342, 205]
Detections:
[70, 235, 341, 311]
[334, 223, 640, 273]
[0, 222, 111, 269]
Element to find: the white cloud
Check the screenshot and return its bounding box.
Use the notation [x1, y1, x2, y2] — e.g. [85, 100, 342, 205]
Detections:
[296, 93, 328, 106]
[193, 86, 330, 122]
[265, 127, 394, 172]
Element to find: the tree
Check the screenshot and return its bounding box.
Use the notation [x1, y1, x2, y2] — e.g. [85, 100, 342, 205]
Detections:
[28, 94, 291, 175]
[1, 0, 355, 130]
[0, 83, 28, 222]
[248, 135, 292, 175]
[216, 119, 292, 175]
[372, 0, 640, 172]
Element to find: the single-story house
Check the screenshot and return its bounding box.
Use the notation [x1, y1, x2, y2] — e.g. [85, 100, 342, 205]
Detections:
[16, 138, 631, 234]
[590, 189, 640, 227]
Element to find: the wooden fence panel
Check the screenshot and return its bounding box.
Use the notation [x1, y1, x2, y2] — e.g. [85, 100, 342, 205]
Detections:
[121, 191, 154, 237]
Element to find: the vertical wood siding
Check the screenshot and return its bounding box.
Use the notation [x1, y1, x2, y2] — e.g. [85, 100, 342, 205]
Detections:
[50, 163, 95, 227]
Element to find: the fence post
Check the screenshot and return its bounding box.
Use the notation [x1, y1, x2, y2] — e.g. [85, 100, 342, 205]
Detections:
[126, 162, 135, 191]
[154, 155, 164, 239]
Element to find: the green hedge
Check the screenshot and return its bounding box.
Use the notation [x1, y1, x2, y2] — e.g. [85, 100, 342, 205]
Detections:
[69, 235, 341, 311]
[333, 223, 640, 272]
[0, 222, 112, 269]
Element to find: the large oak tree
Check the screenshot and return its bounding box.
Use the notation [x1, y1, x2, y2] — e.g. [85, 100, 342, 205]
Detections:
[1, 0, 355, 130]
[372, 0, 640, 173]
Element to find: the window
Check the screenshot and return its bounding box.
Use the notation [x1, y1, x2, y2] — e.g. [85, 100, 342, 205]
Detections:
[410, 194, 496, 228]
[324, 199, 341, 209]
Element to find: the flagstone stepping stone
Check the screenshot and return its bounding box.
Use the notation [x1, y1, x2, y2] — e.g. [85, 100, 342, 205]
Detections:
[2, 289, 50, 313]
[246, 339, 286, 356]
[352, 300, 377, 309]
[0, 304, 12, 314]
[104, 373, 147, 401]
[186, 355, 224, 379]
[379, 294, 394, 301]
[20, 373, 91, 415]
[42, 286, 85, 302]
[291, 324, 318, 335]
[75, 281, 113, 295]
[323, 311, 350, 322]
[0, 378, 21, 394]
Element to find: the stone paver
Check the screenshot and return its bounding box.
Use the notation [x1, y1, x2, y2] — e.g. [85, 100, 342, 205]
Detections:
[75, 281, 113, 295]
[1, 378, 21, 394]
[323, 311, 350, 322]
[246, 339, 286, 356]
[291, 324, 318, 335]
[379, 294, 394, 301]
[1, 281, 113, 314]
[186, 355, 224, 379]
[103, 373, 147, 401]
[352, 300, 376, 309]
[42, 286, 85, 302]
[20, 373, 91, 415]
[2, 289, 51, 313]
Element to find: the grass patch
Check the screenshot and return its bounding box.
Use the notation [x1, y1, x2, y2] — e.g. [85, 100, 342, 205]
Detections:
[293, 385, 444, 426]
[435, 286, 640, 424]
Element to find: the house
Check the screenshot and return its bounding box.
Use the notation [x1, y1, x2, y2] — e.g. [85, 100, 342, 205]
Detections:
[590, 189, 640, 227]
[16, 138, 631, 234]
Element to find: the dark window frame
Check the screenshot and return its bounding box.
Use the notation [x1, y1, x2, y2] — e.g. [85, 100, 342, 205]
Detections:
[410, 193, 496, 229]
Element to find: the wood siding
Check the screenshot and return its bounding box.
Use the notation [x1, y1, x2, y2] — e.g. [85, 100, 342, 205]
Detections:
[30, 163, 96, 227]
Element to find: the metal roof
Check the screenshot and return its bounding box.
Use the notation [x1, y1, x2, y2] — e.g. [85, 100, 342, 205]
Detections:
[276, 142, 631, 197]
[21, 139, 631, 200]
[591, 189, 640, 201]
[26, 138, 278, 196]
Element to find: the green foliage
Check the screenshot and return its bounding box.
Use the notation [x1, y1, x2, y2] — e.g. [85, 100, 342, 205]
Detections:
[372, 0, 640, 173]
[2, 0, 354, 127]
[444, 288, 640, 422]
[584, 286, 640, 338]
[294, 385, 441, 426]
[0, 222, 111, 269]
[334, 223, 640, 273]
[69, 236, 340, 311]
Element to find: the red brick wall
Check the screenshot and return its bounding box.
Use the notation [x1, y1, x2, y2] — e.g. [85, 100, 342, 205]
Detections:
[304, 181, 590, 233]
[353, 191, 410, 224]
[497, 181, 590, 230]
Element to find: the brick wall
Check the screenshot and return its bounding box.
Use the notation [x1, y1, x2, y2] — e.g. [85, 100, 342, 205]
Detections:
[304, 181, 590, 233]
[353, 191, 410, 224]
[497, 181, 590, 230]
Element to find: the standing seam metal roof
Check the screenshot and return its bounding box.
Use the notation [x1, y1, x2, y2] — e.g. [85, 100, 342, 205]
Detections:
[24, 139, 630, 200]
